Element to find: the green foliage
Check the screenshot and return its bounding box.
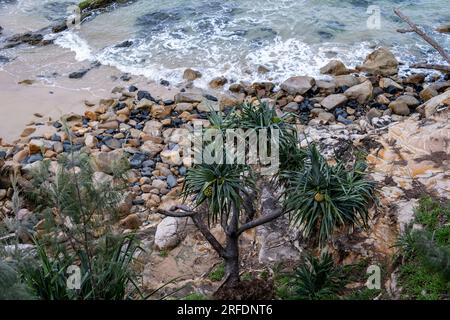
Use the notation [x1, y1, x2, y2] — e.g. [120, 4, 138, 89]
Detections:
[282, 145, 375, 244]
[184, 293, 208, 300]
[183, 163, 255, 225]
[0, 260, 35, 300]
[293, 252, 342, 300]
[208, 263, 225, 282]
[396, 197, 450, 300]
[17, 152, 142, 300]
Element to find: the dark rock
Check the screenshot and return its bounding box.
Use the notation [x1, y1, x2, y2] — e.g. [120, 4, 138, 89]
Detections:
[337, 115, 352, 125]
[132, 199, 145, 206]
[51, 134, 61, 142]
[137, 90, 155, 101]
[142, 159, 155, 168]
[167, 175, 177, 188]
[27, 154, 43, 164]
[203, 94, 218, 102]
[160, 79, 170, 86]
[0, 151, 6, 160]
[129, 85, 138, 92]
[163, 99, 175, 105]
[120, 73, 131, 81]
[0, 55, 11, 64]
[178, 166, 187, 176]
[115, 40, 133, 48]
[103, 138, 122, 150]
[53, 121, 62, 128]
[69, 68, 89, 79]
[130, 153, 147, 168]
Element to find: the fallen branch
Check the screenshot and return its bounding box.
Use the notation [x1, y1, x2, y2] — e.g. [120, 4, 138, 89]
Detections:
[410, 63, 450, 73]
[394, 8, 450, 64]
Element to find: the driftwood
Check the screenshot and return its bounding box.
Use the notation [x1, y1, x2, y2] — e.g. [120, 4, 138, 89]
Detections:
[394, 8, 450, 72]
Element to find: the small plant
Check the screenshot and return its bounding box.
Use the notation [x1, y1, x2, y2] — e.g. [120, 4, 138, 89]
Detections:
[282, 145, 375, 244]
[159, 250, 169, 258]
[184, 292, 208, 300]
[208, 263, 225, 282]
[0, 260, 35, 300]
[292, 252, 342, 300]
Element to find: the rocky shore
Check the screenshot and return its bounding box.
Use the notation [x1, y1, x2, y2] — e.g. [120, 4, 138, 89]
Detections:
[1, 46, 449, 297]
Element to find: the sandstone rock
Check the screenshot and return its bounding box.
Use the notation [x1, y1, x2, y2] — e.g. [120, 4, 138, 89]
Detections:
[376, 94, 390, 105]
[366, 108, 382, 123]
[136, 98, 155, 110]
[183, 68, 202, 81]
[404, 73, 426, 84]
[84, 110, 97, 121]
[209, 76, 228, 89]
[175, 92, 203, 103]
[280, 76, 315, 95]
[99, 121, 119, 130]
[320, 60, 350, 76]
[85, 134, 98, 148]
[160, 149, 182, 166]
[315, 80, 336, 94]
[152, 179, 168, 190]
[143, 120, 163, 137]
[151, 104, 172, 119]
[317, 112, 335, 124]
[92, 149, 124, 174]
[154, 217, 189, 250]
[344, 80, 373, 104]
[420, 86, 439, 101]
[20, 127, 36, 138]
[417, 90, 450, 118]
[28, 140, 45, 154]
[396, 95, 420, 108]
[320, 94, 348, 110]
[357, 47, 399, 76]
[219, 93, 242, 108]
[197, 99, 220, 112]
[140, 141, 164, 157]
[175, 103, 194, 112]
[93, 171, 113, 186]
[120, 214, 141, 230]
[389, 100, 410, 116]
[118, 192, 135, 217]
[379, 78, 403, 90]
[333, 75, 360, 88]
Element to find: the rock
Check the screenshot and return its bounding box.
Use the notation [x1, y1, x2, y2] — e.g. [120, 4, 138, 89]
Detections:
[197, 99, 220, 112]
[366, 108, 382, 123]
[137, 90, 155, 101]
[315, 80, 336, 94]
[93, 171, 113, 186]
[152, 179, 168, 190]
[154, 217, 189, 250]
[120, 214, 142, 230]
[317, 112, 335, 124]
[376, 94, 390, 105]
[404, 73, 426, 84]
[357, 47, 399, 76]
[320, 94, 348, 110]
[143, 120, 163, 137]
[379, 78, 403, 90]
[344, 80, 373, 104]
[396, 95, 420, 108]
[166, 175, 177, 188]
[320, 60, 350, 76]
[333, 75, 360, 88]
[99, 121, 119, 130]
[229, 83, 245, 93]
[280, 76, 315, 95]
[140, 141, 164, 157]
[420, 86, 439, 101]
[92, 149, 124, 174]
[84, 134, 98, 148]
[136, 98, 155, 110]
[417, 90, 450, 118]
[175, 92, 203, 103]
[151, 104, 172, 119]
[160, 149, 182, 166]
[20, 127, 36, 138]
[283, 102, 299, 112]
[103, 137, 122, 150]
[69, 68, 90, 79]
[209, 76, 228, 89]
[175, 103, 194, 112]
[0, 189, 6, 201]
[183, 68, 202, 81]
[29, 140, 45, 154]
[219, 93, 242, 108]
[436, 24, 450, 34]
[389, 100, 410, 116]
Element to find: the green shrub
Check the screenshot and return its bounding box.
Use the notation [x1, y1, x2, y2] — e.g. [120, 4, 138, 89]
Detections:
[282, 145, 375, 244]
[208, 263, 225, 282]
[0, 260, 35, 300]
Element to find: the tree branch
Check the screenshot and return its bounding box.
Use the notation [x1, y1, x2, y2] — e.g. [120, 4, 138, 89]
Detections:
[157, 205, 227, 258]
[394, 8, 450, 64]
[411, 63, 450, 73]
[237, 208, 286, 235]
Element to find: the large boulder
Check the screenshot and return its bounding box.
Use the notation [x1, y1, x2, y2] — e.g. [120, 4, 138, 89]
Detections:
[344, 80, 373, 104]
[357, 47, 399, 76]
[320, 60, 350, 76]
[416, 90, 450, 118]
[154, 217, 189, 250]
[280, 76, 315, 95]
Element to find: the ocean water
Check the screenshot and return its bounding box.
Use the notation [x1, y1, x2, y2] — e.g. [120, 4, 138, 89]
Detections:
[1, 0, 449, 87]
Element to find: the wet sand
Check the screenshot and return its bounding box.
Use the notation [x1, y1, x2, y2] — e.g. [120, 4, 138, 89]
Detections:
[0, 46, 178, 144]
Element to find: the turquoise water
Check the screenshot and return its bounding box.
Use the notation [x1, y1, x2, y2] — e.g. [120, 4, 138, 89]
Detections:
[1, 0, 449, 85]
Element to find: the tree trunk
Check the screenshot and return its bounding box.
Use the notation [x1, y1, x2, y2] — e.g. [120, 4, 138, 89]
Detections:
[223, 233, 240, 287]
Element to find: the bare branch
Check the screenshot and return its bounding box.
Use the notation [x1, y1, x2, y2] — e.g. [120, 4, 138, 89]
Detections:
[157, 206, 227, 258]
[191, 214, 227, 258]
[394, 8, 450, 64]
[397, 28, 414, 34]
[411, 63, 450, 73]
[237, 208, 286, 235]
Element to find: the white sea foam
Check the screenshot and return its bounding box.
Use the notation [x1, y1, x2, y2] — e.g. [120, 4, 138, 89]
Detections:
[54, 31, 94, 62]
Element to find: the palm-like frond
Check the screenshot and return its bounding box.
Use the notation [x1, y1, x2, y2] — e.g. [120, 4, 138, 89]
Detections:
[294, 252, 342, 300]
[282, 145, 375, 245]
[183, 164, 254, 225]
